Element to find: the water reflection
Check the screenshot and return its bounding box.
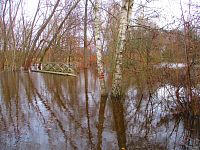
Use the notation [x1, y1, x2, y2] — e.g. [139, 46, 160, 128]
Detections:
[97, 95, 107, 150]
[84, 68, 94, 149]
[111, 99, 126, 149]
[0, 70, 200, 149]
[126, 84, 200, 149]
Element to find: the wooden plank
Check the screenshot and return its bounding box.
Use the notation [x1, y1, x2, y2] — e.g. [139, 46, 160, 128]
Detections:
[31, 70, 76, 77]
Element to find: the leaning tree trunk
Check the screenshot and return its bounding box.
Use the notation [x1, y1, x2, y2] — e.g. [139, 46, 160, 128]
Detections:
[39, 0, 81, 68]
[24, 0, 61, 70]
[111, 0, 133, 99]
[94, 0, 107, 96]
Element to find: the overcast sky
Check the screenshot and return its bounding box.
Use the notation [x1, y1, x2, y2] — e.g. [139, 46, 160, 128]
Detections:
[24, 0, 199, 29]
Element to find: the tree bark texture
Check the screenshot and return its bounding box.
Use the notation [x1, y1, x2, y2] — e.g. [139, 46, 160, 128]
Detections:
[94, 0, 107, 96]
[24, 0, 61, 69]
[84, 0, 88, 68]
[111, 0, 134, 98]
[39, 0, 81, 65]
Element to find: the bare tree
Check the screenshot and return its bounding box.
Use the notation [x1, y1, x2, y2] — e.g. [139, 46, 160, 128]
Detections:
[38, 0, 81, 68]
[24, 0, 61, 69]
[111, 0, 134, 99]
[0, 0, 22, 70]
[94, 0, 107, 96]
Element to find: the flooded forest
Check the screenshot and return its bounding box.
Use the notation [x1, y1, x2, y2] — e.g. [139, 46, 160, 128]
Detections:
[0, 0, 200, 149]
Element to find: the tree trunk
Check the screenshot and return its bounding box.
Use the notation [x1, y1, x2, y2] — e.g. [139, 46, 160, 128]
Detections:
[97, 95, 107, 150]
[83, 0, 88, 68]
[24, 0, 61, 69]
[39, 0, 81, 67]
[112, 99, 126, 149]
[94, 0, 107, 96]
[111, 0, 134, 98]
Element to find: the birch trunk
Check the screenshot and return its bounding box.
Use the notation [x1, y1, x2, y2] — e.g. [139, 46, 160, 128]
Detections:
[94, 0, 107, 96]
[111, 0, 134, 98]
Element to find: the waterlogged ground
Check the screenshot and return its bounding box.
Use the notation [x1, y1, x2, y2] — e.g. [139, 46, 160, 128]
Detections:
[0, 70, 200, 150]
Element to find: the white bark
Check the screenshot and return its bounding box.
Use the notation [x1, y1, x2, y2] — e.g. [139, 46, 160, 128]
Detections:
[0, 0, 2, 17]
[94, 0, 107, 96]
[127, 0, 134, 29]
[111, 0, 134, 98]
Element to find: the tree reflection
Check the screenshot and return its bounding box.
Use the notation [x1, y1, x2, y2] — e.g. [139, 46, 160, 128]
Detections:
[112, 98, 126, 149]
[1, 71, 200, 149]
[171, 115, 200, 149]
[0, 71, 98, 149]
[84, 68, 94, 149]
[97, 95, 107, 150]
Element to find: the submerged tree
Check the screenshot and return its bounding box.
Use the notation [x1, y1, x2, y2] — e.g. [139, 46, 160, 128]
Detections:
[94, 0, 107, 96]
[111, 0, 134, 99]
[38, 0, 81, 68]
[24, 0, 61, 69]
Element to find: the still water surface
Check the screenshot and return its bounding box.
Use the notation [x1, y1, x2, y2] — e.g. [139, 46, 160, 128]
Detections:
[0, 70, 199, 150]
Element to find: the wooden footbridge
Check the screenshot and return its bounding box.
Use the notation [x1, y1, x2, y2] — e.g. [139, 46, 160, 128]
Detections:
[31, 63, 76, 77]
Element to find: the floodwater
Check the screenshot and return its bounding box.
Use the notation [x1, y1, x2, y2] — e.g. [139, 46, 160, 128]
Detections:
[0, 70, 200, 150]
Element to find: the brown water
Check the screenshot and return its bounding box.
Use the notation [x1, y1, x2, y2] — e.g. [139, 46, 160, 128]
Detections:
[0, 70, 200, 150]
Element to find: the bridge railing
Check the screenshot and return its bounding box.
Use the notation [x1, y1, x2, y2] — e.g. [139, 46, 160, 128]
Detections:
[31, 62, 76, 74]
